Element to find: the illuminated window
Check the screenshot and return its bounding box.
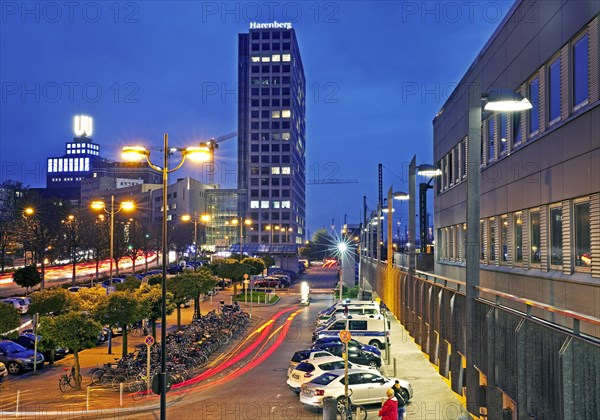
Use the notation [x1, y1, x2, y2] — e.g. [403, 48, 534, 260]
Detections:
[250, 201, 259, 209]
[488, 117, 495, 162]
[514, 212, 523, 263]
[499, 114, 507, 156]
[282, 132, 290, 141]
[282, 54, 291, 62]
[489, 218, 496, 261]
[500, 215, 508, 263]
[58, 159, 63, 172]
[530, 210, 541, 264]
[272, 54, 281, 62]
[272, 201, 280, 209]
[272, 110, 281, 119]
[574, 201, 591, 269]
[261, 201, 269, 209]
[47, 160, 52, 173]
[282, 201, 291, 208]
[261, 56, 270, 62]
[529, 77, 539, 135]
[271, 167, 280, 175]
[282, 110, 291, 118]
[251, 56, 260, 62]
[549, 206, 563, 266]
[282, 167, 291, 174]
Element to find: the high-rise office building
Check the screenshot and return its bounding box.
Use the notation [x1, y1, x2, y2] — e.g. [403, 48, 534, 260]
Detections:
[237, 23, 306, 245]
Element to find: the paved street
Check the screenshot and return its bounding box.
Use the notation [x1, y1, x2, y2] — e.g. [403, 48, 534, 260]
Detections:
[0, 266, 469, 419]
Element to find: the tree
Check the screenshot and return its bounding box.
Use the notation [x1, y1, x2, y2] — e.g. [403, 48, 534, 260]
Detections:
[241, 257, 266, 276]
[28, 288, 75, 316]
[0, 302, 21, 336]
[261, 255, 275, 268]
[211, 259, 252, 297]
[12, 265, 41, 294]
[39, 312, 101, 388]
[166, 278, 192, 331]
[94, 292, 143, 357]
[137, 284, 174, 337]
[125, 220, 146, 274]
[170, 269, 217, 321]
[72, 286, 107, 313]
[78, 210, 109, 281]
[300, 228, 335, 260]
[116, 276, 142, 292]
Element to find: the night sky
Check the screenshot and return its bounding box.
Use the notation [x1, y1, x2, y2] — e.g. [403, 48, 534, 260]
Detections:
[1, 1, 511, 237]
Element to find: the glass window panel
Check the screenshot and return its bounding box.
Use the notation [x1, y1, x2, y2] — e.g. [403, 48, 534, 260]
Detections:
[282, 54, 291, 62]
[251, 56, 260, 62]
[573, 34, 589, 108]
[261, 201, 269, 209]
[480, 220, 485, 260]
[514, 212, 523, 263]
[261, 56, 270, 62]
[488, 117, 495, 161]
[512, 113, 522, 145]
[549, 58, 561, 121]
[574, 202, 591, 268]
[272, 54, 280, 62]
[490, 219, 496, 261]
[529, 77, 539, 134]
[500, 114, 507, 155]
[501, 215, 508, 262]
[530, 210, 541, 263]
[550, 207, 563, 266]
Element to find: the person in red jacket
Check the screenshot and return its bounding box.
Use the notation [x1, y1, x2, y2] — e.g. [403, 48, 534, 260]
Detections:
[378, 388, 398, 420]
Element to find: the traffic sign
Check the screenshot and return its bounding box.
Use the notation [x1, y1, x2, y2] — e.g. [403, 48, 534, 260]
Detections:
[144, 335, 155, 346]
[339, 330, 352, 343]
[244, 273, 249, 279]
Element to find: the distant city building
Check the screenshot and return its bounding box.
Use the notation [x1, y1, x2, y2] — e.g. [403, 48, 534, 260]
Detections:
[237, 23, 306, 246]
[205, 188, 241, 250]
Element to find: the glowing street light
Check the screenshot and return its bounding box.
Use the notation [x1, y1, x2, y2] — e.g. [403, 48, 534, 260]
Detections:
[181, 213, 210, 261]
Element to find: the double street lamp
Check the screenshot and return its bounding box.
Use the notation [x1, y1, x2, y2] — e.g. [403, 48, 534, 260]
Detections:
[227, 217, 252, 260]
[91, 197, 135, 285]
[265, 224, 280, 244]
[122, 134, 210, 420]
[181, 213, 210, 261]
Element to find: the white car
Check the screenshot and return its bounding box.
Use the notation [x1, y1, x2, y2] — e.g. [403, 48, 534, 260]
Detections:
[288, 348, 334, 376]
[300, 369, 413, 413]
[287, 356, 379, 393]
[0, 298, 28, 314]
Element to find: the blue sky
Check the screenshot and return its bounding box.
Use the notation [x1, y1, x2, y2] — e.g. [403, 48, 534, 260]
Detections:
[0, 1, 512, 237]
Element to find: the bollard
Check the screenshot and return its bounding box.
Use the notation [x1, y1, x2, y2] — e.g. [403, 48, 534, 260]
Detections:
[120, 382, 124, 407]
[86, 386, 90, 411]
[16, 390, 20, 416]
[394, 357, 397, 377]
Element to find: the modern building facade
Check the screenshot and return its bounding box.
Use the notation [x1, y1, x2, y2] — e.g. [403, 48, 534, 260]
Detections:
[237, 23, 306, 246]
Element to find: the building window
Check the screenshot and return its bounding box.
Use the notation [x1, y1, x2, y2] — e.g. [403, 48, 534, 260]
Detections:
[529, 77, 540, 135]
[261, 56, 270, 62]
[488, 116, 495, 162]
[530, 209, 541, 264]
[489, 218, 496, 262]
[282, 201, 291, 208]
[272, 201, 280, 209]
[260, 201, 269, 209]
[512, 113, 522, 146]
[251, 56, 260, 62]
[573, 34, 589, 109]
[282, 132, 290, 141]
[480, 220, 485, 260]
[282, 54, 291, 62]
[499, 114, 507, 156]
[514, 212, 523, 264]
[271, 167, 280, 175]
[574, 201, 591, 269]
[272, 54, 280, 62]
[548, 57, 561, 123]
[549, 206, 563, 266]
[448, 151, 454, 186]
[282, 110, 291, 118]
[282, 167, 291, 174]
[272, 110, 281, 118]
[500, 215, 508, 263]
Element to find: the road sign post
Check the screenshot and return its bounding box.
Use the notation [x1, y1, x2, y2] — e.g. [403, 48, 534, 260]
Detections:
[145, 336, 155, 394]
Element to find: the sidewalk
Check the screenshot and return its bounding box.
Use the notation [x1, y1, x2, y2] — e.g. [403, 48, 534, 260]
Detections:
[375, 293, 471, 420]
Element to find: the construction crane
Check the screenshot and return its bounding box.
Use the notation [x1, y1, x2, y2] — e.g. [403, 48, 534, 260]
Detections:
[307, 179, 359, 185]
[198, 132, 237, 184]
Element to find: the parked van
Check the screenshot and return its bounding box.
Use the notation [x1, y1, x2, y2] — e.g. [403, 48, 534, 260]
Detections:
[316, 308, 382, 327]
[313, 316, 391, 349]
[318, 300, 379, 316]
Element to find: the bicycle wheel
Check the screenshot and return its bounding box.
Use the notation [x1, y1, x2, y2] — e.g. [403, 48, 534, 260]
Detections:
[111, 375, 127, 391]
[91, 369, 105, 386]
[69, 374, 82, 388]
[58, 376, 68, 393]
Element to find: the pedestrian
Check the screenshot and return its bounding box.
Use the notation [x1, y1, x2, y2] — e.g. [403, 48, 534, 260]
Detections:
[378, 388, 398, 420]
[393, 380, 407, 419]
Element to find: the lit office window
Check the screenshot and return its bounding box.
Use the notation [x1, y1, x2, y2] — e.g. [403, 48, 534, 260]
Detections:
[272, 110, 281, 119]
[272, 54, 281, 62]
[461, 140, 467, 178]
[530, 210, 541, 264]
[282, 201, 291, 208]
[251, 56, 260, 62]
[273, 201, 280, 209]
[47, 160, 52, 173]
[260, 201, 269, 209]
[550, 206, 563, 266]
[574, 202, 591, 268]
[548, 57, 561, 122]
[271, 167, 280, 174]
[529, 77, 539, 135]
[500, 215, 508, 262]
[490, 218, 496, 261]
[282, 132, 290, 141]
[514, 212, 523, 263]
[500, 114, 507, 156]
[261, 56, 270, 62]
[282, 167, 291, 174]
[74, 159, 79, 171]
[488, 117, 495, 162]
[250, 201, 259, 209]
[573, 34, 589, 109]
[282, 110, 291, 118]
[480, 220, 485, 260]
[282, 54, 291, 62]
[58, 159, 63, 172]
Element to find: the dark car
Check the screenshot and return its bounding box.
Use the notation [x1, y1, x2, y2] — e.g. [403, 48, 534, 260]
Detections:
[167, 264, 183, 274]
[0, 340, 44, 374]
[314, 343, 381, 368]
[12, 333, 68, 361]
[313, 337, 381, 356]
[254, 279, 281, 288]
[141, 270, 162, 278]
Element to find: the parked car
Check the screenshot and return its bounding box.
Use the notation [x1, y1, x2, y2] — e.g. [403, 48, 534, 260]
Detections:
[312, 337, 381, 356]
[288, 348, 334, 375]
[67, 286, 89, 293]
[12, 333, 68, 360]
[253, 279, 281, 289]
[101, 278, 126, 287]
[0, 298, 29, 314]
[299, 369, 412, 412]
[141, 270, 162, 278]
[287, 355, 378, 393]
[0, 361, 8, 379]
[0, 340, 44, 374]
[313, 343, 382, 368]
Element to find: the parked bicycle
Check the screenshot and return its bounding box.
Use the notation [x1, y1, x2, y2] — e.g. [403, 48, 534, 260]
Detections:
[58, 367, 82, 392]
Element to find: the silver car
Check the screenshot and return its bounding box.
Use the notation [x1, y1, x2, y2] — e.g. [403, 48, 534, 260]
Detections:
[300, 369, 412, 412]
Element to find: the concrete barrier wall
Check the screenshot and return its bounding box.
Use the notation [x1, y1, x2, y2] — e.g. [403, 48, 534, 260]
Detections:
[362, 257, 600, 419]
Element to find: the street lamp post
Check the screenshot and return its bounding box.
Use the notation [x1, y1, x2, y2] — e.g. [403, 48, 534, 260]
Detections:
[91, 196, 135, 286]
[230, 217, 251, 261]
[60, 214, 77, 286]
[182, 213, 210, 262]
[122, 134, 209, 420]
